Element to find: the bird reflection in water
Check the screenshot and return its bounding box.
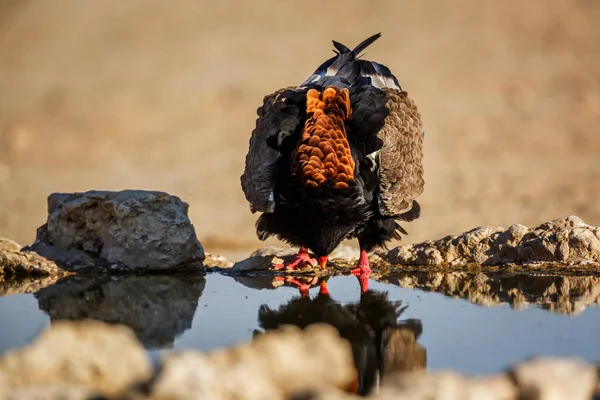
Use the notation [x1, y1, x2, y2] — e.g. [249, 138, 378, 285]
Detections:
[256, 276, 426, 396]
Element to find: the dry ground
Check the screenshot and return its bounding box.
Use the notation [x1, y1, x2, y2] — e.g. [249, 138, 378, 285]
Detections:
[0, 0, 599, 260]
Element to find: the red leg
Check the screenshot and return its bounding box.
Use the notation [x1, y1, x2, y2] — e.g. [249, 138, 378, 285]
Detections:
[318, 255, 328, 269]
[351, 250, 372, 293]
[318, 280, 330, 296]
[273, 246, 317, 271]
[285, 276, 318, 298]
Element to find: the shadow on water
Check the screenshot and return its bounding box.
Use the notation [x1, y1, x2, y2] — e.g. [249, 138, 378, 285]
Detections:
[34, 275, 205, 348]
[255, 277, 426, 396]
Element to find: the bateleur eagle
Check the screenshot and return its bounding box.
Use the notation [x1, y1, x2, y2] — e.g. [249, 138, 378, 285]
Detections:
[241, 33, 425, 292]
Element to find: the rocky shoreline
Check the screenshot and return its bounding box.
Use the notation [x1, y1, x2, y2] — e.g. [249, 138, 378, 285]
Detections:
[2, 190, 600, 399]
[3, 191, 600, 280]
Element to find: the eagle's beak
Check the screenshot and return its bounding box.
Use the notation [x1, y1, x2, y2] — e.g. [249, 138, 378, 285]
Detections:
[319, 256, 328, 269]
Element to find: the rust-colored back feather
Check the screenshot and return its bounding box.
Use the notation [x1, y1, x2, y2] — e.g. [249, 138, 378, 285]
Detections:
[291, 87, 355, 189]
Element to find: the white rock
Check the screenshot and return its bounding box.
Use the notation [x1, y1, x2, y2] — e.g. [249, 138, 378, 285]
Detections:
[0, 320, 152, 397]
[512, 357, 597, 400]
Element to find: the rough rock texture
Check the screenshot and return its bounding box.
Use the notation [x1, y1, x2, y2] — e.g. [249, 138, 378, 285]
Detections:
[0, 238, 66, 295]
[0, 320, 152, 398]
[226, 245, 373, 273]
[147, 324, 355, 400]
[35, 275, 205, 348]
[204, 253, 235, 269]
[25, 190, 205, 273]
[0, 238, 21, 253]
[383, 216, 600, 267]
[0, 247, 66, 278]
[386, 272, 600, 315]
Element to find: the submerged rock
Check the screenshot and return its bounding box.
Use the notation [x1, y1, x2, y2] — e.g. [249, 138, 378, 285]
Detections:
[383, 216, 600, 267]
[25, 190, 205, 273]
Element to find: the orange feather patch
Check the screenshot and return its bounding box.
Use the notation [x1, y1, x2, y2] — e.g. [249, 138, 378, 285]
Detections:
[291, 87, 355, 189]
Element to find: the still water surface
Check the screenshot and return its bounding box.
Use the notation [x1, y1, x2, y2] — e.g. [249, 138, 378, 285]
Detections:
[1, 272, 599, 376]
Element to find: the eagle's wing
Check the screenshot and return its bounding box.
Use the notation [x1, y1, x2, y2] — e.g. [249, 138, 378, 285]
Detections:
[240, 86, 302, 213]
[376, 88, 425, 218]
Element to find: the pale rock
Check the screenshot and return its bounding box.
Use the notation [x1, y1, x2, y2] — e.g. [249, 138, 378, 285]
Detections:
[215, 324, 354, 397]
[505, 224, 530, 243]
[1, 385, 95, 400]
[329, 245, 360, 261]
[0, 320, 152, 397]
[379, 371, 517, 400]
[204, 253, 235, 269]
[148, 324, 355, 400]
[231, 254, 285, 272]
[568, 228, 600, 258]
[384, 216, 600, 267]
[0, 238, 21, 253]
[249, 245, 359, 261]
[231, 245, 360, 272]
[149, 352, 224, 400]
[249, 246, 297, 258]
[512, 357, 597, 400]
[0, 248, 65, 278]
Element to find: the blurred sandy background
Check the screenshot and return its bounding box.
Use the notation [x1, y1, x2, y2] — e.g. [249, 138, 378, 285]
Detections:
[0, 0, 598, 260]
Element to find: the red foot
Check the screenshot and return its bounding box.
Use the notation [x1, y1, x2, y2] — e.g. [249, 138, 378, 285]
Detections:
[351, 250, 372, 293]
[273, 246, 317, 271]
[285, 276, 318, 298]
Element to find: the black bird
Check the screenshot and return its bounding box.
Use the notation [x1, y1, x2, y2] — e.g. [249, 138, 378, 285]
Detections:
[241, 33, 425, 292]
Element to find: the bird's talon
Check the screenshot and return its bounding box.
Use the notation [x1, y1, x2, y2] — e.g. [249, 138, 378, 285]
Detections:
[272, 246, 317, 271]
